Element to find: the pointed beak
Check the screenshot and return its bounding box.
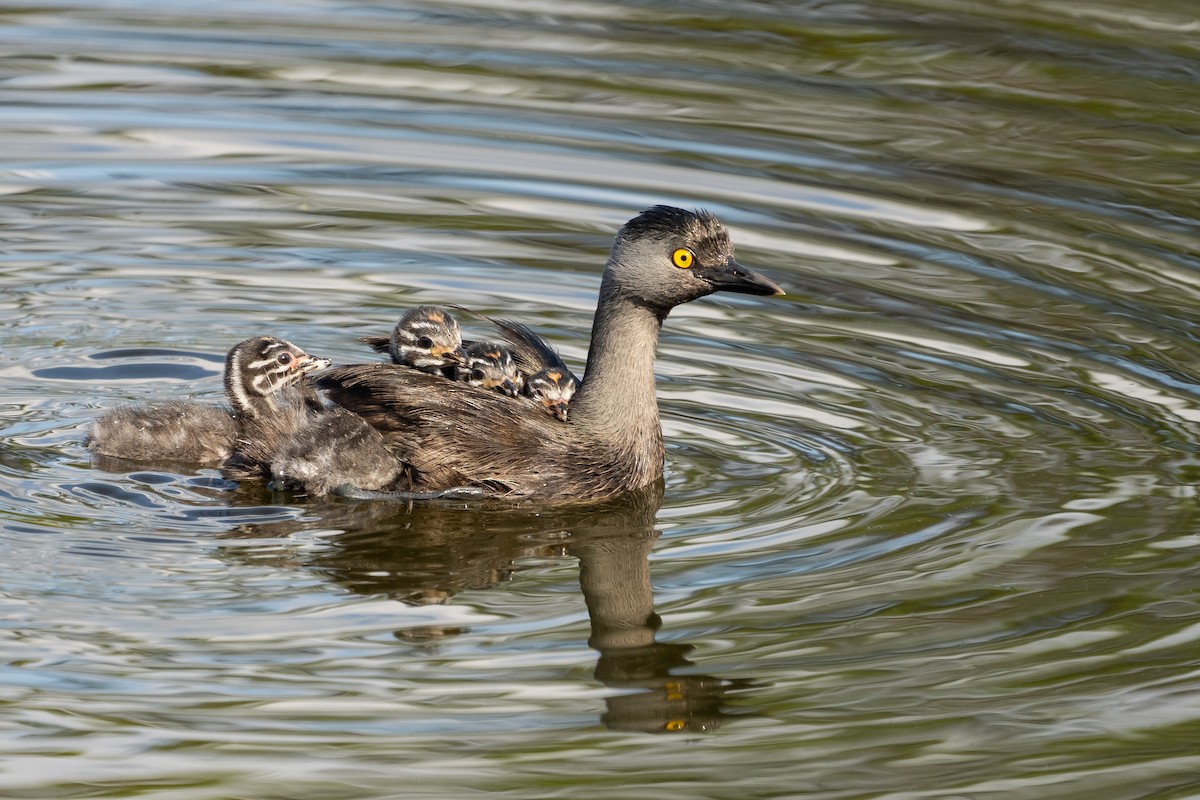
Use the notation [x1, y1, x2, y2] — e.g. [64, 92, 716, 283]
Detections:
[499, 379, 519, 397]
[543, 398, 570, 422]
[296, 354, 333, 374]
[441, 346, 467, 366]
[702, 257, 785, 297]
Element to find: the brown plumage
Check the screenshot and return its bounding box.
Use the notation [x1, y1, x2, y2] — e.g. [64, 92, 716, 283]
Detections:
[318, 206, 784, 503]
[315, 365, 642, 499]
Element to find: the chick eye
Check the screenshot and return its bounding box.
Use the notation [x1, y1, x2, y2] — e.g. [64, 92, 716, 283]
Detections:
[671, 248, 694, 269]
[417, 336, 434, 349]
[470, 368, 486, 381]
[277, 352, 293, 365]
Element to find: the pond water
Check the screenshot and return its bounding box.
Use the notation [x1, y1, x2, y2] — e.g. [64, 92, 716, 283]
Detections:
[3, 0, 1200, 797]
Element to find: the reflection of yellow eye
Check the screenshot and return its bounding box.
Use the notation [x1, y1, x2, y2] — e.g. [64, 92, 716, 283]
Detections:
[672, 248, 694, 269]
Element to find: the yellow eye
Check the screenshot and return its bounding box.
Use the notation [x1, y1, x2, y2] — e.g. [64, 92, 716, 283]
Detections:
[671, 248, 694, 269]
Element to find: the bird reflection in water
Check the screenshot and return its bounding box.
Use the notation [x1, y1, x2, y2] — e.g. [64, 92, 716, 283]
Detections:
[221, 481, 760, 734]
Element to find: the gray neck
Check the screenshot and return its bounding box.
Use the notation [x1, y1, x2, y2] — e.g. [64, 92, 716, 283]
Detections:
[571, 275, 666, 457]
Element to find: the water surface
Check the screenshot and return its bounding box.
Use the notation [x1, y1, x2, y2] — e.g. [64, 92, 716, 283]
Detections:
[3, 1, 1200, 798]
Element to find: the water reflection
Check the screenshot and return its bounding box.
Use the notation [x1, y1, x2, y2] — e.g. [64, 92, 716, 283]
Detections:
[222, 481, 756, 734]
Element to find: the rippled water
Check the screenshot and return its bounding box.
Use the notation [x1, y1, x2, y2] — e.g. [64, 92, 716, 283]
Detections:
[4, 0, 1200, 797]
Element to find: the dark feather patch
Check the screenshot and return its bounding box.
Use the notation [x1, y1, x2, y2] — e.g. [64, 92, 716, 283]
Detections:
[316, 363, 656, 501]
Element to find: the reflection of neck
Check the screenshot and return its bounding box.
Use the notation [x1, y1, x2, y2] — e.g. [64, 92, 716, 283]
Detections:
[573, 524, 660, 651]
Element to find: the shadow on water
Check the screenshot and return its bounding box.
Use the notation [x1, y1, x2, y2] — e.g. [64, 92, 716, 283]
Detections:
[218, 481, 761, 735]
